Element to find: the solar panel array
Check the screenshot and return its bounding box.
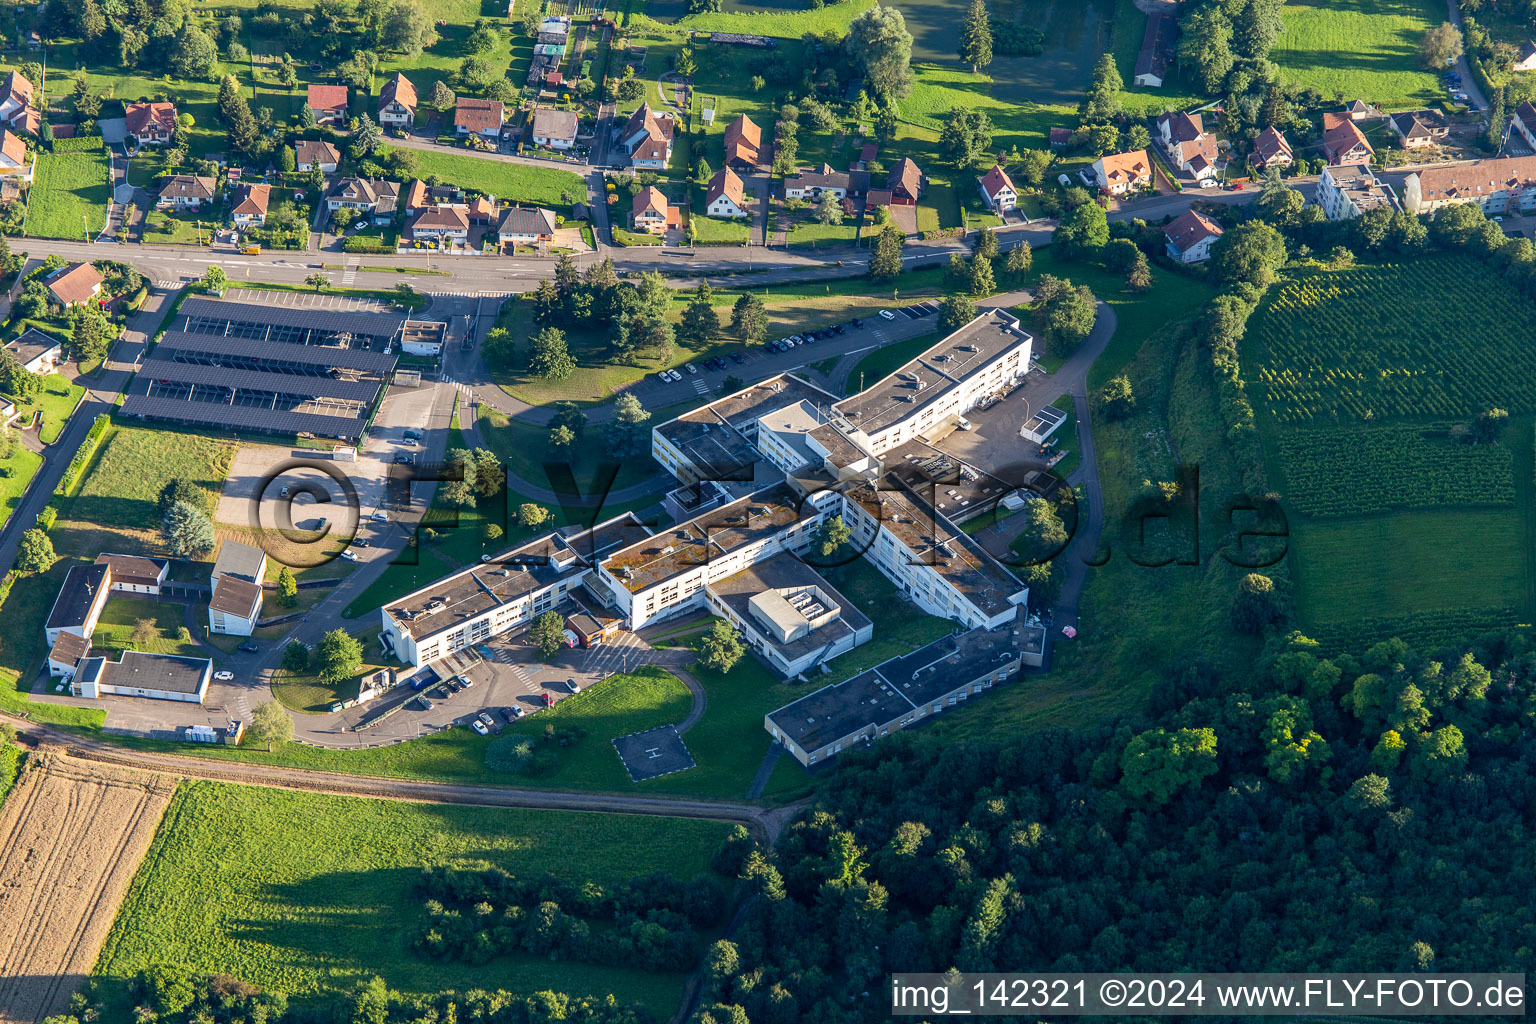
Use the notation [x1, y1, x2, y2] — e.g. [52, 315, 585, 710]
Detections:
[139, 358, 379, 403]
[156, 331, 396, 372]
[180, 296, 408, 338]
[120, 394, 366, 439]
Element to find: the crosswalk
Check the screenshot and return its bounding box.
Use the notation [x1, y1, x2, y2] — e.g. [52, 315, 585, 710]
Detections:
[155, 279, 186, 289]
[582, 631, 657, 677]
[341, 258, 359, 286]
[431, 290, 511, 300]
[691, 377, 711, 396]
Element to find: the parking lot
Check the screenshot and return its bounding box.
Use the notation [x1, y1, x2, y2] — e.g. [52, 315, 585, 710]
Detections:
[329, 626, 667, 744]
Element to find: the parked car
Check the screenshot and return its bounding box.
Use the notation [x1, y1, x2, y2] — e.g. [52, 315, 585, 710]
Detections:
[879, 310, 896, 320]
[459, 675, 475, 688]
[214, 670, 234, 681]
[566, 677, 580, 693]
[471, 719, 489, 736]
[729, 350, 745, 363]
[562, 628, 579, 647]
[850, 318, 864, 328]
[238, 642, 259, 653]
[415, 696, 434, 711]
[354, 537, 369, 547]
[341, 550, 359, 562]
[446, 679, 462, 693]
[685, 362, 699, 374]
[372, 511, 389, 522]
[478, 712, 497, 729]
[541, 692, 555, 707]
[404, 428, 423, 440]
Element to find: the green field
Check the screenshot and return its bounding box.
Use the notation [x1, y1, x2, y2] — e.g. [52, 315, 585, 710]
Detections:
[385, 146, 586, 206]
[5, 374, 86, 445]
[94, 781, 733, 1013]
[55, 423, 237, 556]
[26, 145, 111, 240]
[1245, 257, 1536, 425]
[1247, 256, 1536, 652]
[1271, 0, 1444, 109]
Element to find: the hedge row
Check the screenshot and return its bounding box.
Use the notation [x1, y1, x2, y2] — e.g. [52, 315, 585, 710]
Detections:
[56, 413, 109, 495]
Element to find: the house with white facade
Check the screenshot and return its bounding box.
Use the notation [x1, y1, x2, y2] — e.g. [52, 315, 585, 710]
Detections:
[704, 166, 749, 218]
[209, 540, 267, 637]
[1156, 111, 1218, 180]
[1091, 150, 1152, 195]
[377, 73, 418, 128]
[1319, 163, 1402, 220]
[1163, 209, 1224, 263]
[4, 328, 62, 375]
[616, 104, 675, 169]
[977, 164, 1017, 213]
[1403, 155, 1536, 216]
[530, 107, 578, 150]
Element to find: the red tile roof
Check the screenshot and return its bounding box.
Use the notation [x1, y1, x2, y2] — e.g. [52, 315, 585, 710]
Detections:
[979, 163, 1015, 200]
[1164, 209, 1223, 251]
[455, 98, 505, 134]
[378, 73, 417, 114]
[307, 84, 349, 115]
[48, 262, 104, 305]
[125, 101, 177, 137]
[0, 130, 24, 167]
[724, 114, 761, 165]
[705, 166, 745, 211]
[231, 183, 271, 217]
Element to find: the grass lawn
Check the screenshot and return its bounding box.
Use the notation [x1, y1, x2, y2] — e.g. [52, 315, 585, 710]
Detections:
[385, 146, 586, 206]
[94, 781, 732, 1014]
[785, 219, 859, 249]
[52, 423, 238, 559]
[5, 374, 84, 444]
[142, 208, 215, 246]
[1271, 0, 1445, 110]
[475, 405, 658, 495]
[690, 214, 751, 245]
[90, 597, 202, 658]
[614, 226, 665, 246]
[272, 627, 393, 713]
[26, 145, 111, 240]
[0, 441, 42, 534]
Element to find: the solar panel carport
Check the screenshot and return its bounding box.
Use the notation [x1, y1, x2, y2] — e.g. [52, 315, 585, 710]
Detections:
[139, 359, 380, 403]
[155, 331, 396, 373]
[179, 296, 408, 341]
[120, 394, 368, 438]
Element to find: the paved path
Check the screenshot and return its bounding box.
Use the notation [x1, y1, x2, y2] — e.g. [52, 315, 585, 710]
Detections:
[9, 717, 801, 842]
[1445, 0, 1489, 112]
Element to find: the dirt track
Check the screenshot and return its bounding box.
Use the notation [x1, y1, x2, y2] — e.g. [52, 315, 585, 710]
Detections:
[0, 754, 175, 1024]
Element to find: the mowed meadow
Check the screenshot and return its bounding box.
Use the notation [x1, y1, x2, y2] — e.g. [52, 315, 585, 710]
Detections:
[1243, 255, 1536, 653]
[1271, 0, 1445, 109]
[94, 782, 736, 1014]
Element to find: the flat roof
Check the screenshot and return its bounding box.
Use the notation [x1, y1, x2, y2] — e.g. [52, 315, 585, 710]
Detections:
[156, 330, 397, 373]
[833, 309, 1031, 436]
[5, 327, 62, 365]
[139, 358, 381, 403]
[47, 564, 109, 631]
[209, 576, 262, 617]
[844, 477, 1025, 616]
[180, 296, 407, 338]
[601, 483, 807, 593]
[101, 650, 211, 695]
[655, 374, 836, 480]
[386, 514, 651, 641]
[767, 614, 1024, 749]
[705, 552, 872, 664]
[120, 394, 368, 440]
[880, 437, 1019, 524]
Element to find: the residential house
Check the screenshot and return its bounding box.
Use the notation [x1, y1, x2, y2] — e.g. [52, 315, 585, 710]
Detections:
[1321, 115, 1374, 165]
[0, 71, 34, 132]
[307, 84, 349, 125]
[209, 540, 266, 637]
[455, 98, 505, 139]
[704, 166, 749, 218]
[977, 163, 1017, 212]
[326, 177, 400, 222]
[632, 186, 670, 234]
[1514, 40, 1536, 72]
[157, 174, 216, 210]
[47, 262, 103, 308]
[1248, 126, 1292, 171]
[1390, 110, 1448, 150]
[887, 157, 924, 204]
[468, 195, 498, 225]
[617, 104, 675, 169]
[377, 72, 417, 128]
[1319, 163, 1401, 220]
[125, 101, 177, 147]
[0, 129, 27, 178]
[530, 107, 578, 150]
[1403, 156, 1536, 215]
[497, 205, 557, 246]
[1343, 99, 1379, 120]
[230, 183, 271, 228]
[783, 163, 864, 200]
[723, 114, 761, 169]
[1049, 127, 1073, 149]
[1091, 149, 1152, 195]
[1516, 101, 1536, 149]
[1156, 111, 1218, 180]
[1134, 10, 1175, 87]
[4, 327, 61, 374]
[295, 139, 340, 173]
[406, 204, 470, 244]
[1164, 209, 1224, 263]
